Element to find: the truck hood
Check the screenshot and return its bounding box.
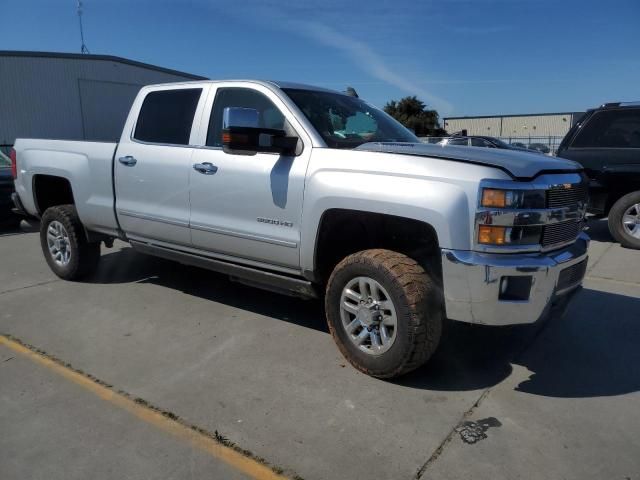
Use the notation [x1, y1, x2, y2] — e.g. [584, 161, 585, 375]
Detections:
[355, 142, 582, 179]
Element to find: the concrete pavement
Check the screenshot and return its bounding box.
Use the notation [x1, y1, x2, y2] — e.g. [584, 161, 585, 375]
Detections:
[1, 217, 638, 479]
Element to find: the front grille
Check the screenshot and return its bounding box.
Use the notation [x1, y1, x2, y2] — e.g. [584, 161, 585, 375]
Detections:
[557, 259, 587, 292]
[542, 220, 582, 248]
[547, 183, 588, 208]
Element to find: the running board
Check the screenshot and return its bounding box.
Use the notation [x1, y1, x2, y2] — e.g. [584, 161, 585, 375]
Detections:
[129, 241, 318, 299]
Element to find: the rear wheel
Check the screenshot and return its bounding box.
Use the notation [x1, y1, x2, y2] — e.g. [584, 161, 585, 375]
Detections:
[325, 249, 442, 378]
[40, 205, 100, 280]
[608, 191, 640, 249]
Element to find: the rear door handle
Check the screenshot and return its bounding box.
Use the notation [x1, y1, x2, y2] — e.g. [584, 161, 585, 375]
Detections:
[118, 155, 137, 166]
[193, 162, 218, 175]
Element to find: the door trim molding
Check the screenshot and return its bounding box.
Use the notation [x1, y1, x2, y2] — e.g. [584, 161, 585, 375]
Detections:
[118, 209, 189, 228]
[190, 222, 298, 248]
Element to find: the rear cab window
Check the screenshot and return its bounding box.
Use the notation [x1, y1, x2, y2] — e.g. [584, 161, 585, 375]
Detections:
[134, 88, 202, 145]
[571, 108, 640, 148]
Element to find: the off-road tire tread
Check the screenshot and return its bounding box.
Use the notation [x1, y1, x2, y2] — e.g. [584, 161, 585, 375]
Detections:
[326, 249, 442, 378]
[40, 204, 100, 280]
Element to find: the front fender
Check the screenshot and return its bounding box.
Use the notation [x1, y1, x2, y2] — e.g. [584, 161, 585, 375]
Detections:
[300, 169, 471, 274]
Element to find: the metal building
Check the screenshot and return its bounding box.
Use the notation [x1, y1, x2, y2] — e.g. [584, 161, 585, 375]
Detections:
[443, 112, 585, 138]
[0, 51, 206, 148]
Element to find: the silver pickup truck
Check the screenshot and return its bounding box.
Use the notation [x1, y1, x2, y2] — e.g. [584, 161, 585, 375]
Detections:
[11, 80, 589, 378]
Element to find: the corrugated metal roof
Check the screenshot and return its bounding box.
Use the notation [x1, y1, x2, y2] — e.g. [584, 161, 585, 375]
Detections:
[0, 50, 207, 80]
[444, 111, 584, 120]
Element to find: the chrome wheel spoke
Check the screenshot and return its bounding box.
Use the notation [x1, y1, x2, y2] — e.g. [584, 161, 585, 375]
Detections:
[355, 328, 369, 345]
[46, 221, 72, 267]
[382, 312, 396, 326]
[369, 282, 382, 301]
[343, 302, 359, 315]
[380, 325, 391, 345]
[343, 288, 361, 303]
[339, 276, 398, 356]
[370, 330, 381, 349]
[346, 318, 361, 334]
[358, 278, 369, 298]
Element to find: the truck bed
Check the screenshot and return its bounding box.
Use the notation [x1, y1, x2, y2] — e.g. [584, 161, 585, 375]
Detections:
[12, 139, 120, 236]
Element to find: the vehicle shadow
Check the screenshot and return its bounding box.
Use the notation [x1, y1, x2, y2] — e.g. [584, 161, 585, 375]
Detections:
[584, 216, 614, 243]
[91, 246, 328, 333]
[92, 248, 640, 398]
[396, 287, 640, 398]
[0, 218, 38, 236]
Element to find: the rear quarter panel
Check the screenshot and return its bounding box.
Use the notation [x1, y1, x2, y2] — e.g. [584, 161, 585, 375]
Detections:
[14, 139, 119, 234]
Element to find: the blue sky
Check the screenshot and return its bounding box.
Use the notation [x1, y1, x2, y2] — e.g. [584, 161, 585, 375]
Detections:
[3, 0, 639, 117]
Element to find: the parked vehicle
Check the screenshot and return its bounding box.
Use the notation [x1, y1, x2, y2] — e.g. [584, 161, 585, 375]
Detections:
[511, 142, 527, 149]
[12, 80, 589, 378]
[528, 143, 551, 154]
[0, 151, 18, 226]
[557, 102, 640, 249]
[438, 135, 531, 151]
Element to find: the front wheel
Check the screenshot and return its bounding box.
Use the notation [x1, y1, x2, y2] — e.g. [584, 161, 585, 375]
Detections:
[40, 205, 101, 280]
[325, 249, 442, 378]
[608, 191, 640, 249]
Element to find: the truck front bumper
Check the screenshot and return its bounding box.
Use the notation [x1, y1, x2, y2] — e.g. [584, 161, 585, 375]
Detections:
[441, 232, 589, 325]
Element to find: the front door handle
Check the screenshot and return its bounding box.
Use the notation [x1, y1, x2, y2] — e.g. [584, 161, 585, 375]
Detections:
[193, 162, 218, 175]
[118, 155, 137, 167]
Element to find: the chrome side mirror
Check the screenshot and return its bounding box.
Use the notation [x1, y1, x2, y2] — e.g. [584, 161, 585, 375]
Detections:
[223, 107, 259, 129]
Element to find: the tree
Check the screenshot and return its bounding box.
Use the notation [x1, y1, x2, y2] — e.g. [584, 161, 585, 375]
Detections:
[384, 96, 447, 137]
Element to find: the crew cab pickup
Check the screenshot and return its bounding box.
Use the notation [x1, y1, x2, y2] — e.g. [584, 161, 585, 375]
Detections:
[11, 80, 590, 378]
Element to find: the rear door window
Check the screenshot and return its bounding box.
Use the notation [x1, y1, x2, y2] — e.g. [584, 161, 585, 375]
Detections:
[134, 88, 202, 145]
[571, 109, 640, 148]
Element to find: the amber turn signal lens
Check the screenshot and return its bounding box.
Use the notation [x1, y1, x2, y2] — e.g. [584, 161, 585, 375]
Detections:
[481, 188, 507, 208]
[478, 225, 507, 245]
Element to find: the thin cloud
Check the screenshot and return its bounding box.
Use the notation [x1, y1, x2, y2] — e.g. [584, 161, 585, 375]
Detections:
[293, 21, 452, 113]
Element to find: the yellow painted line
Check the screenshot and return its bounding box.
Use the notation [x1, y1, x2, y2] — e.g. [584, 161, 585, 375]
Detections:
[0, 335, 290, 480]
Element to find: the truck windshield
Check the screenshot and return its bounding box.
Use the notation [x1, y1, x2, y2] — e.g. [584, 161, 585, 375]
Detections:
[283, 88, 419, 149]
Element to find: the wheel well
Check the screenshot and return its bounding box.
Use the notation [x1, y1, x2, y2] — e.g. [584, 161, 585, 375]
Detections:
[33, 175, 75, 215]
[313, 209, 441, 285]
[605, 186, 640, 215]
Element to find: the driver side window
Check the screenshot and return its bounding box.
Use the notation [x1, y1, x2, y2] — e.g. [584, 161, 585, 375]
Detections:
[206, 88, 288, 147]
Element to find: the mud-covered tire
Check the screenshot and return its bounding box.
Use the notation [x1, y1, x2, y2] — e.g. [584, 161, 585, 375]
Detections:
[40, 205, 100, 280]
[608, 191, 640, 249]
[325, 249, 442, 378]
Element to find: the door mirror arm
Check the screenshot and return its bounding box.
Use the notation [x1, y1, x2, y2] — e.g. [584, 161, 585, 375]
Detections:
[223, 126, 298, 156]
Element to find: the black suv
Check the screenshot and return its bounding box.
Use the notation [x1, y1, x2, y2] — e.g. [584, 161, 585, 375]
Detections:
[557, 102, 640, 249]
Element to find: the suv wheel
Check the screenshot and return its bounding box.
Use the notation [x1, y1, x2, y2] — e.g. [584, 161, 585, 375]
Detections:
[325, 249, 442, 378]
[608, 191, 640, 249]
[40, 204, 101, 279]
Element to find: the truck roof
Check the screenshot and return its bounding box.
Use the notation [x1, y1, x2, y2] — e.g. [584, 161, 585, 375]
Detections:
[141, 79, 343, 95]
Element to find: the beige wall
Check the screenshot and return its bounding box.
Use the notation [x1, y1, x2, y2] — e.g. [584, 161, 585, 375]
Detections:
[443, 113, 581, 137]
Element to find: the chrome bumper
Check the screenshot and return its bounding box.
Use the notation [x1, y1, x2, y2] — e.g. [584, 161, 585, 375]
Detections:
[441, 232, 589, 325]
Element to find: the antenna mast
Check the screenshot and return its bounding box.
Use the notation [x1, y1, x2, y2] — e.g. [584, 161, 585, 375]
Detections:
[77, 0, 90, 54]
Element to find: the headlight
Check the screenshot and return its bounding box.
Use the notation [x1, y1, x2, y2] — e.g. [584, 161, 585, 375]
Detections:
[480, 188, 546, 209]
[481, 188, 514, 208]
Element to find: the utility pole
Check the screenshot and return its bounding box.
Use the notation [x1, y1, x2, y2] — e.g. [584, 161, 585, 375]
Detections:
[77, 0, 90, 54]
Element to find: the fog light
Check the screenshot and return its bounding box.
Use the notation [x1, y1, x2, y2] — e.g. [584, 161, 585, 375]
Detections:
[498, 276, 533, 301]
[478, 225, 507, 245]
